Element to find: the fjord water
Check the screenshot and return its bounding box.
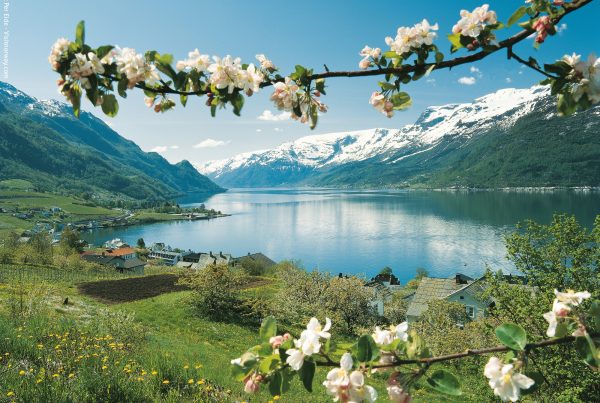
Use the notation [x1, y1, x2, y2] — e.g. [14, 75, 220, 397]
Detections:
[82, 189, 600, 283]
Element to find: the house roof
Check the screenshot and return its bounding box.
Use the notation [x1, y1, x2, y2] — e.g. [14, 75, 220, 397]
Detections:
[121, 257, 146, 269]
[406, 274, 477, 318]
[104, 247, 136, 257]
[81, 254, 118, 265]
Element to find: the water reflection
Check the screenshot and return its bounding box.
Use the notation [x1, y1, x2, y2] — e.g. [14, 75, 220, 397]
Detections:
[82, 189, 600, 283]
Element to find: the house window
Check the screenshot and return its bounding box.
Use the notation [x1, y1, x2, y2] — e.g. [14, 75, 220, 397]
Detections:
[466, 305, 475, 319]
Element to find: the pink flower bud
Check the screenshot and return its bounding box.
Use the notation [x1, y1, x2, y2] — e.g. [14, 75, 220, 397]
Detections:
[243, 376, 260, 394]
[553, 0, 564, 5]
[313, 90, 321, 97]
[359, 58, 371, 70]
[269, 335, 284, 349]
[283, 333, 291, 341]
[154, 104, 162, 113]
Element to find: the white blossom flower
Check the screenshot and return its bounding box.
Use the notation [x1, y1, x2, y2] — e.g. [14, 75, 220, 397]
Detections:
[256, 54, 276, 70]
[555, 289, 591, 306]
[69, 53, 94, 80]
[87, 52, 105, 74]
[543, 299, 570, 337]
[114, 48, 161, 88]
[484, 357, 534, 402]
[285, 317, 332, 370]
[323, 353, 377, 402]
[237, 63, 264, 95]
[385, 20, 438, 56]
[387, 384, 412, 403]
[176, 49, 211, 73]
[452, 4, 497, 38]
[285, 348, 305, 370]
[48, 38, 71, 70]
[207, 55, 244, 94]
[270, 77, 299, 112]
[360, 46, 382, 60]
[370, 91, 394, 118]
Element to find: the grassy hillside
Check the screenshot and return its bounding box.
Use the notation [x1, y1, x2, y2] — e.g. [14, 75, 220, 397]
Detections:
[0, 82, 223, 201]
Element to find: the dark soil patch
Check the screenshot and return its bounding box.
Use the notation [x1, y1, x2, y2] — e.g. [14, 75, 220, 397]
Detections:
[78, 274, 189, 303]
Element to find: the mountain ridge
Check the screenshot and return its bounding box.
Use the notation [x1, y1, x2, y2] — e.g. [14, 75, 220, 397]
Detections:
[197, 86, 600, 188]
[0, 82, 224, 200]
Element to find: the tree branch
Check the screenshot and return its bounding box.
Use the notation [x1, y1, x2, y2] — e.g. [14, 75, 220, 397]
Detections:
[125, 0, 592, 97]
[314, 332, 598, 368]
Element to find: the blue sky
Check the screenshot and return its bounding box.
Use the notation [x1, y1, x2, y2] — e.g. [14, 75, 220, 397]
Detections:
[5, 0, 598, 165]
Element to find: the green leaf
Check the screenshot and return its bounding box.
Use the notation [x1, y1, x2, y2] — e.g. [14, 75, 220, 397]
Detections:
[575, 336, 599, 367]
[298, 359, 315, 392]
[72, 89, 81, 118]
[383, 50, 399, 59]
[268, 370, 291, 396]
[75, 21, 85, 47]
[101, 94, 119, 117]
[259, 355, 280, 374]
[390, 92, 412, 110]
[425, 370, 462, 396]
[435, 51, 444, 64]
[315, 78, 326, 95]
[406, 331, 430, 359]
[231, 93, 244, 116]
[95, 45, 114, 61]
[356, 334, 379, 362]
[379, 81, 396, 91]
[447, 33, 463, 53]
[495, 323, 527, 351]
[260, 316, 277, 342]
[544, 61, 571, 76]
[180, 94, 188, 107]
[117, 78, 128, 98]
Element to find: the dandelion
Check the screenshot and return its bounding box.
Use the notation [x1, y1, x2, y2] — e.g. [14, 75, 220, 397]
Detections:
[7, 392, 15, 397]
[18, 370, 26, 376]
[197, 379, 205, 385]
[162, 380, 170, 384]
[183, 364, 189, 369]
[188, 378, 194, 384]
[68, 373, 74, 378]
[52, 374, 60, 378]
[151, 370, 158, 376]
[274, 396, 281, 400]
[101, 365, 108, 370]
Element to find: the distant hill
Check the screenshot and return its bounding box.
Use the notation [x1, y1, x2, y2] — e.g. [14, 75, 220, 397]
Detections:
[198, 86, 600, 188]
[0, 82, 223, 200]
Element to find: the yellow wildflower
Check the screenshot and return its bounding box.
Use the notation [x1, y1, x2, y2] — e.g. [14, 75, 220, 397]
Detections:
[18, 370, 25, 376]
[101, 365, 108, 370]
[183, 365, 189, 369]
[7, 392, 14, 397]
[274, 396, 280, 400]
[52, 374, 59, 378]
[162, 380, 170, 384]
[68, 373, 74, 378]
[197, 379, 205, 385]
[151, 370, 158, 376]
[188, 379, 194, 384]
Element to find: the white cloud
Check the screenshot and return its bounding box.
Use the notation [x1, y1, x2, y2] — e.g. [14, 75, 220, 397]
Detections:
[193, 138, 230, 149]
[274, 127, 282, 132]
[505, 77, 512, 83]
[256, 129, 263, 133]
[458, 76, 477, 85]
[257, 110, 290, 121]
[470, 66, 482, 75]
[426, 78, 436, 85]
[150, 145, 179, 153]
[150, 146, 168, 153]
[557, 23, 567, 34]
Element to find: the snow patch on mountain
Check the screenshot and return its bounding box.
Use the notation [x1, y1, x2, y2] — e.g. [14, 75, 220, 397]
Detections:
[197, 86, 551, 180]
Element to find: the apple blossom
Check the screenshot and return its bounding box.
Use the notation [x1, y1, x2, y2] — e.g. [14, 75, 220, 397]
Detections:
[207, 55, 244, 94]
[270, 77, 299, 112]
[385, 19, 438, 56]
[369, 92, 394, 118]
[243, 374, 262, 393]
[69, 53, 94, 80]
[533, 16, 553, 44]
[452, 4, 497, 38]
[359, 58, 371, 70]
[256, 54, 276, 71]
[323, 353, 377, 402]
[372, 322, 408, 346]
[238, 63, 264, 95]
[176, 49, 211, 73]
[114, 47, 161, 88]
[554, 289, 592, 306]
[48, 38, 71, 70]
[543, 299, 571, 337]
[87, 52, 105, 75]
[484, 357, 534, 402]
[285, 317, 332, 370]
[387, 376, 412, 403]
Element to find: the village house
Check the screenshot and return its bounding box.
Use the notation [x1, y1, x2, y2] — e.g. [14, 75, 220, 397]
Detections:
[405, 273, 492, 323]
[176, 251, 232, 270]
[148, 243, 190, 265]
[81, 247, 145, 274]
[365, 271, 403, 316]
[231, 252, 277, 269]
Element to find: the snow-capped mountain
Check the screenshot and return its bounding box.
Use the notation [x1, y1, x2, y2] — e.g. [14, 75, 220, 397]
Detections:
[197, 85, 600, 188]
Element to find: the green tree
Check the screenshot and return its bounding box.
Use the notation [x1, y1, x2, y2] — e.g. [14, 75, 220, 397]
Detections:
[136, 238, 146, 249]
